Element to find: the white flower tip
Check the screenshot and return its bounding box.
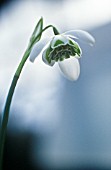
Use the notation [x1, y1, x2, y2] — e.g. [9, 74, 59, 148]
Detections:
[29, 57, 35, 63]
[58, 57, 80, 81]
[68, 67, 80, 81]
[89, 37, 95, 46]
[68, 72, 80, 81]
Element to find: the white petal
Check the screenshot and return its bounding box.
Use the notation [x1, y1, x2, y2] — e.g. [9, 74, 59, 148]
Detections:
[51, 35, 68, 48]
[29, 38, 49, 62]
[63, 30, 95, 46]
[42, 48, 55, 66]
[58, 57, 80, 81]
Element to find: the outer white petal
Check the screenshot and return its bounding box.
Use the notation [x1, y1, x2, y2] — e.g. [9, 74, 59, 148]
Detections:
[58, 57, 80, 81]
[63, 30, 95, 46]
[29, 38, 49, 62]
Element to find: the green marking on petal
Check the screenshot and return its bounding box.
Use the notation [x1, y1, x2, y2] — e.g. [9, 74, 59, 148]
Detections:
[68, 39, 75, 45]
[73, 43, 81, 56]
[68, 39, 82, 57]
[53, 39, 64, 47]
[45, 47, 52, 63]
[42, 35, 82, 66]
[51, 35, 68, 49]
[42, 45, 52, 64]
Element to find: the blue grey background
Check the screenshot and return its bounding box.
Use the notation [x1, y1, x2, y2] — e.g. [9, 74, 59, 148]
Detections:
[0, 0, 111, 169]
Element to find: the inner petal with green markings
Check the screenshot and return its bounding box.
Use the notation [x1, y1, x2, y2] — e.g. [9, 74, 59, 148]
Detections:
[42, 35, 82, 66]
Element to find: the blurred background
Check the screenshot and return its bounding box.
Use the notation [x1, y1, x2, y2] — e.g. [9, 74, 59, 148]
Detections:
[0, 0, 111, 169]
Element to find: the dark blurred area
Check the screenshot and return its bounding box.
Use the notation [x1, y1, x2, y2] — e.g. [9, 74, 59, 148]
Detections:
[3, 128, 111, 170]
[2, 113, 111, 170]
[3, 134, 111, 170]
[0, 0, 63, 9]
[0, 0, 14, 9]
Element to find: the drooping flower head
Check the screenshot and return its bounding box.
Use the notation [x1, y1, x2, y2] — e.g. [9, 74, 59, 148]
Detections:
[42, 34, 81, 66]
[30, 28, 95, 81]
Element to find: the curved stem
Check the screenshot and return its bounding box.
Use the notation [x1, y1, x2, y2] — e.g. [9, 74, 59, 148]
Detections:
[0, 75, 19, 169]
[0, 24, 60, 170]
[33, 25, 60, 44]
[0, 48, 31, 170]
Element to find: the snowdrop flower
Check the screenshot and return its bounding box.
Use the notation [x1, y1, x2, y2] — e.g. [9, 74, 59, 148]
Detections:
[29, 30, 95, 81]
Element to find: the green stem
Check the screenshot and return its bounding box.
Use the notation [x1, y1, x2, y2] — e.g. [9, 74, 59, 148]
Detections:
[32, 25, 60, 44]
[0, 75, 19, 169]
[0, 47, 31, 170]
[0, 24, 59, 170]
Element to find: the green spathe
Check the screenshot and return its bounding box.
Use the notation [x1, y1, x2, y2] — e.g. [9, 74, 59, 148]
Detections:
[30, 17, 43, 44]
